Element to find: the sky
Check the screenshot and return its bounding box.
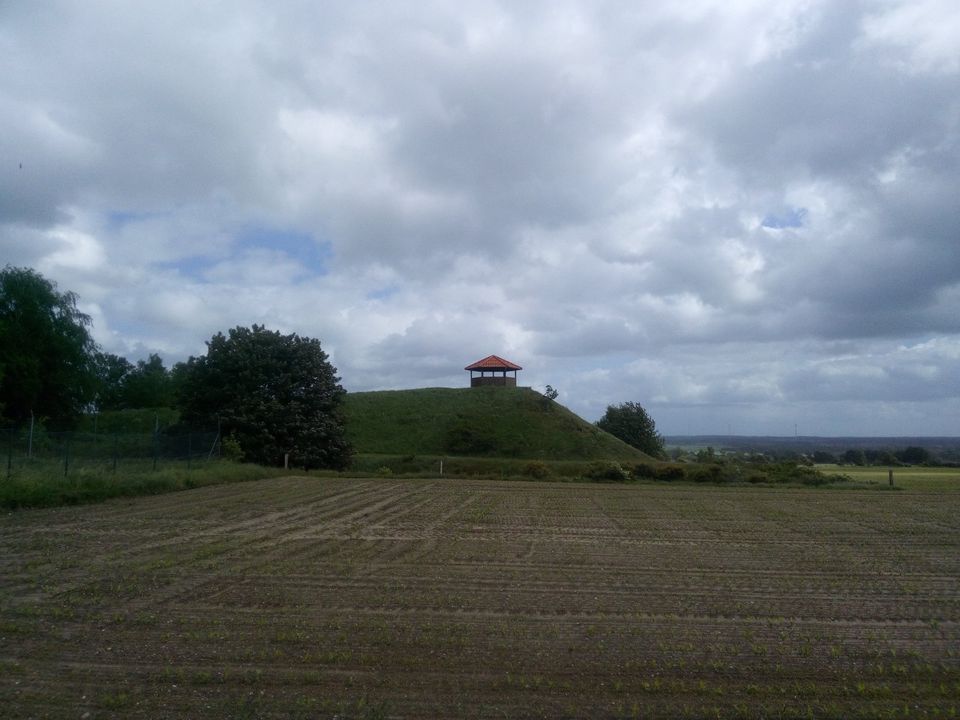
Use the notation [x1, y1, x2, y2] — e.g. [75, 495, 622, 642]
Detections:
[2, 1, 959, 436]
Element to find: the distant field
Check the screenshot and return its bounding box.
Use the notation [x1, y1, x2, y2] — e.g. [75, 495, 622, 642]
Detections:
[2, 477, 958, 718]
[817, 464, 960, 491]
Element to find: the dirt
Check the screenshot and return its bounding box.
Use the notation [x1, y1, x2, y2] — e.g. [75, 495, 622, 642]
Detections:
[1, 477, 958, 718]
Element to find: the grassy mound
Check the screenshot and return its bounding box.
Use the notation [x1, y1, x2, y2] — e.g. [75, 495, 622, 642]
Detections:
[343, 386, 650, 461]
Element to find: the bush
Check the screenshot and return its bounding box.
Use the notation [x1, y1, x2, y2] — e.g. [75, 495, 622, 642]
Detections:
[221, 432, 244, 461]
[445, 421, 497, 455]
[689, 464, 724, 483]
[583, 461, 629, 482]
[632, 463, 658, 479]
[522, 461, 551, 479]
[655, 464, 686, 481]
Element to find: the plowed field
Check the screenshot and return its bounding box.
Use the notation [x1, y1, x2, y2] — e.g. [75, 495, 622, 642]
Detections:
[1, 477, 958, 718]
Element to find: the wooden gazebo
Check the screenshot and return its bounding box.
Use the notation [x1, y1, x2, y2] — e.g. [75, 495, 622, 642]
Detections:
[465, 355, 522, 388]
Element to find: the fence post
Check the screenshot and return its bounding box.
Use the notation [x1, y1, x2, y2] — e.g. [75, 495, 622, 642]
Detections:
[888, 468, 894, 487]
[112, 434, 119, 473]
[63, 433, 70, 477]
[207, 428, 220, 460]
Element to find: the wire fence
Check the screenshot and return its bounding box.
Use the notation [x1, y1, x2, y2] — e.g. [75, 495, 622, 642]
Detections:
[2, 427, 221, 479]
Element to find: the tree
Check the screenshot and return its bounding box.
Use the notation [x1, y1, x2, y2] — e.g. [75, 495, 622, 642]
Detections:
[177, 325, 351, 469]
[93, 352, 174, 410]
[842, 448, 866, 466]
[92, 351, 134, 411]
[812, 450, 838, 464]
[596, 401, 664, 457]
[540, 384, 559, 410]
[898, 446, 930, 465]
[0, 266, 97, 427]
[876, 450, 899, 467]
[122, 353, 173, 408]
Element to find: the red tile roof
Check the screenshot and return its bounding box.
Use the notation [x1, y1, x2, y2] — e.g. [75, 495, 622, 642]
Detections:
[464, 355, 522, 371]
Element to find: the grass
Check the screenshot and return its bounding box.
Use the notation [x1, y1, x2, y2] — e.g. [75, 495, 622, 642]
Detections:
[342, 386, 650, 461]
[348, 453, 637, 481]
[815, 464, 960, 491]
[0, 459, 289, 509]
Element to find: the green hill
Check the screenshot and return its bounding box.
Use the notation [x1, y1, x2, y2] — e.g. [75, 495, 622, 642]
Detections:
[343, 387, 651, 462]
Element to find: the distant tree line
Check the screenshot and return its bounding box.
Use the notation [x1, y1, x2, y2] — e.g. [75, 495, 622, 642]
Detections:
[816, 447, 936, 466]
[0, 266, 350, 469]
[666, 445, 947, 467]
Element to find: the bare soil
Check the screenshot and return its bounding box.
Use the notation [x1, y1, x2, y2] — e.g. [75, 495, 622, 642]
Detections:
[1, 477, 958, 718]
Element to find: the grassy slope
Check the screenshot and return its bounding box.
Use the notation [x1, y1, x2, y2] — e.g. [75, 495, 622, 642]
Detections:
[343, 386, 651, 462]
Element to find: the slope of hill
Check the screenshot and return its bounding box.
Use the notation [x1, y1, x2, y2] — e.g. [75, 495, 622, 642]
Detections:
[343, 387, 650, 461]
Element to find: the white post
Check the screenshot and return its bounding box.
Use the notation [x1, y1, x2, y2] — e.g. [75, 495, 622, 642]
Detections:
[440, 459, 443, 477]
[284, 453, 289, 470]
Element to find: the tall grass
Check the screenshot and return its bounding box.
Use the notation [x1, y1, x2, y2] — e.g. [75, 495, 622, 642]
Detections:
[0, 459, 289, 509]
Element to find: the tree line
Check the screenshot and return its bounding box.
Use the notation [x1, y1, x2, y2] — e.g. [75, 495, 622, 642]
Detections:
[815, 447, 934, 466]
[0, 266, 350, 469]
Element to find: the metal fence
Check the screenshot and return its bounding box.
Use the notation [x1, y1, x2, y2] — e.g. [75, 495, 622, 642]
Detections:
[2, 428, 221, 478]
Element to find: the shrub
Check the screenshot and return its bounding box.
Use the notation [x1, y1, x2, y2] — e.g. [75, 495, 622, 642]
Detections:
[632, 463, 658, 479]
[655, 464, 686, 481]
[375, 466, 393, 477]
[583, 461, 629, 482]
[689, 464, 724, 483]
[522, 461, 551, 479]
[445, 421, 497, 455]
[221, 432, 244, 461]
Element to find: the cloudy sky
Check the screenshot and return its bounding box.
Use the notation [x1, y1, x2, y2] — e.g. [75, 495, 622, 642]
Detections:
[3, 1, 959, 435]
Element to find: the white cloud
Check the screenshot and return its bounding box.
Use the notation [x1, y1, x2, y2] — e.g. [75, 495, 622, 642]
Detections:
[861, 0, 960, 73]
[2, 0, 959, 434]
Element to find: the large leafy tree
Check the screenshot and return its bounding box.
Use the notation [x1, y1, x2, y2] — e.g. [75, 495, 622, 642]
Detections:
[177, 325, 351, 469]
[0, 266, 98, 427]
[92, 351, 134, 411]
[122, 353, 174, 408]
[94, 352, 175, 410]
[596, 401, 665, 457]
